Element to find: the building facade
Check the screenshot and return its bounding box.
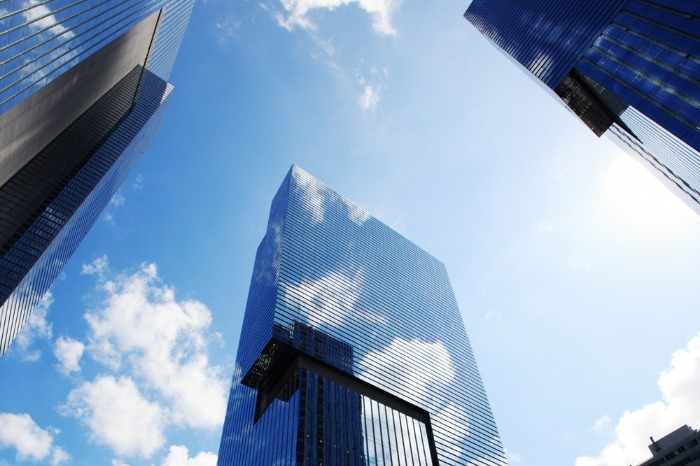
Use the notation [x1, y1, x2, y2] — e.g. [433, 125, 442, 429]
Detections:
[0, 0, 194, 354]
[464, 0, 700, 214]
[218, 166, 507, 466]
[636, 425, 700, 466]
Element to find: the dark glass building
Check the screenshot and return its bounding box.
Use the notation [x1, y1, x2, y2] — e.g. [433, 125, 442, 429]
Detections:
[465, 0, 700, 214]
[0, 0, 194, 354]
[218, 166, 507, 466]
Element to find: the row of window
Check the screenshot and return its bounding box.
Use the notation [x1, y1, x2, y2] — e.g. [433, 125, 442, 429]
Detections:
[229, 167, 505, 465]
[0, 68, 172, 354]
[465, 0, 628, 87]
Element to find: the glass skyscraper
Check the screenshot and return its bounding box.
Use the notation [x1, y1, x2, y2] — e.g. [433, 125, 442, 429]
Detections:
[465, 0, 700, 214]
[0, 0, 194, 354]
[218, 166, 507, 466]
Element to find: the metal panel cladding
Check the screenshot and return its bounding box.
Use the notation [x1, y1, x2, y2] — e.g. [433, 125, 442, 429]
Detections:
[218, 166, 507, 466]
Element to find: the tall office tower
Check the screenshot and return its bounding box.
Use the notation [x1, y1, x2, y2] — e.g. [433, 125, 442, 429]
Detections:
[636, 425, 700, 466]
[0, 0, 194, 354]
[464, 1, 700, 214]
[218, 166, 506, 466]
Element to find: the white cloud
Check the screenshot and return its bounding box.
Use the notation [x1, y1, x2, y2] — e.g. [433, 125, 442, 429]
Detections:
[275, 0, 402, 35]
[112, 460, 131, 466]
[506, 449, 523, 464]
[161, 445, 217, 466]
[22, 0, 75, 38]
[286, 270, 361, 328]
[83, 262, 227, 431]
[132, 174, 145, 192]
[215, 17, 241, 43]
[85, 264, 226, 429]
[19, 1, 78, 89]
[593, 415, 611, 432]
[358, 84, 380, 111]
[432, 403, 470, 445]
[575, 332, 700, 466]
[54, 336, 85, 374]
[103, 193, 126, 223]
[285, 269, 387, 329]
[359, 338, 471, 458]
[347, 202, 370, 224]
[0, 413, 69, 464]
[81, 255, 110, 280]
[13, 291, 54, 361]
[50, 448, 70, 466]
[61, 375, 166, 458]
[356, 66, 386, 112]
[294, 171, 327, 222]
[109, 192, 125, 208]
[360, 337, 454, 400]
[294, 167, 372, 223]
[55, 260, 227, 459]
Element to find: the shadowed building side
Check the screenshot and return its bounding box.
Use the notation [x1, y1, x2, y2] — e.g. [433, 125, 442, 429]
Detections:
[0, 0, 194, 355]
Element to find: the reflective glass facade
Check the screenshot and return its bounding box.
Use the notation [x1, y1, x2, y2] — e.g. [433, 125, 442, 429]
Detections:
[0, 0, 192, 113]
[465, 0, 700, 214]
[218, 166, 507, 466]
[0, 0, 194, 354]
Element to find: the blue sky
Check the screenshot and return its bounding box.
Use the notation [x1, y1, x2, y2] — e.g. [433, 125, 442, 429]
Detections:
[2, 0, 700, 465]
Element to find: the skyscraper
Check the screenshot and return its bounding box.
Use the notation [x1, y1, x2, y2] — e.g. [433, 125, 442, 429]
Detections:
[636, 425, 700, 466]
[0, 0, 194, 354]
[218, 166, 506, 466]
[464, 1, 700, 214]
